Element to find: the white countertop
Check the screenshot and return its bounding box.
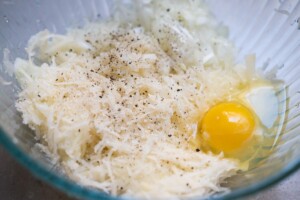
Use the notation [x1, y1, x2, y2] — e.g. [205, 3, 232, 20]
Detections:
[0, 146, 299, 200]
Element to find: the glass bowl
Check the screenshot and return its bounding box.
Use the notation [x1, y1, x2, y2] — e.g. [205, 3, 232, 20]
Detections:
[0, 0, 300, 199]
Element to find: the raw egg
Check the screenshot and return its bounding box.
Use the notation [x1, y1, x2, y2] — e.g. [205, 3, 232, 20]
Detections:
[200, 102, 255, 153]
[197, 80, 286, 159]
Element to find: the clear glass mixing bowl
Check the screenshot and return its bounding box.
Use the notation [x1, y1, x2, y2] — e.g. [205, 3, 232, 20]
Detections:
[0, 0, 300, 199]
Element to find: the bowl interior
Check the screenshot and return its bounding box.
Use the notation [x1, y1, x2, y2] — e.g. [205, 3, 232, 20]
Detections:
[1, 0, 300, 199]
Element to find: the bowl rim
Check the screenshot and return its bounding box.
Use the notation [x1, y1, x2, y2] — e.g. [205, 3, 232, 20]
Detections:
[1, 126, 300, 200]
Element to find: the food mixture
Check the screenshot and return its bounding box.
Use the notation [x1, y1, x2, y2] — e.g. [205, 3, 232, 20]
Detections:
[14, 0, 282, 199]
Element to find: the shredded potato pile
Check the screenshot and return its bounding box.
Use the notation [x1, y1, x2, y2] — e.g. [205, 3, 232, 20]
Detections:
[15, 0, 251, 199]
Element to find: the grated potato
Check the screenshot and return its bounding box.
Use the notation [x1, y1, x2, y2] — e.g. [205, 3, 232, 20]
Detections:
[14, 0, 251, 199]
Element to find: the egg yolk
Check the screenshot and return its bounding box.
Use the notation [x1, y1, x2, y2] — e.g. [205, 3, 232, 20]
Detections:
[200, 102, 255, 153]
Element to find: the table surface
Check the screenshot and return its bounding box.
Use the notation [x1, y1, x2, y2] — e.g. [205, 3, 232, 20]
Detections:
[0, 146, 299, 200]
